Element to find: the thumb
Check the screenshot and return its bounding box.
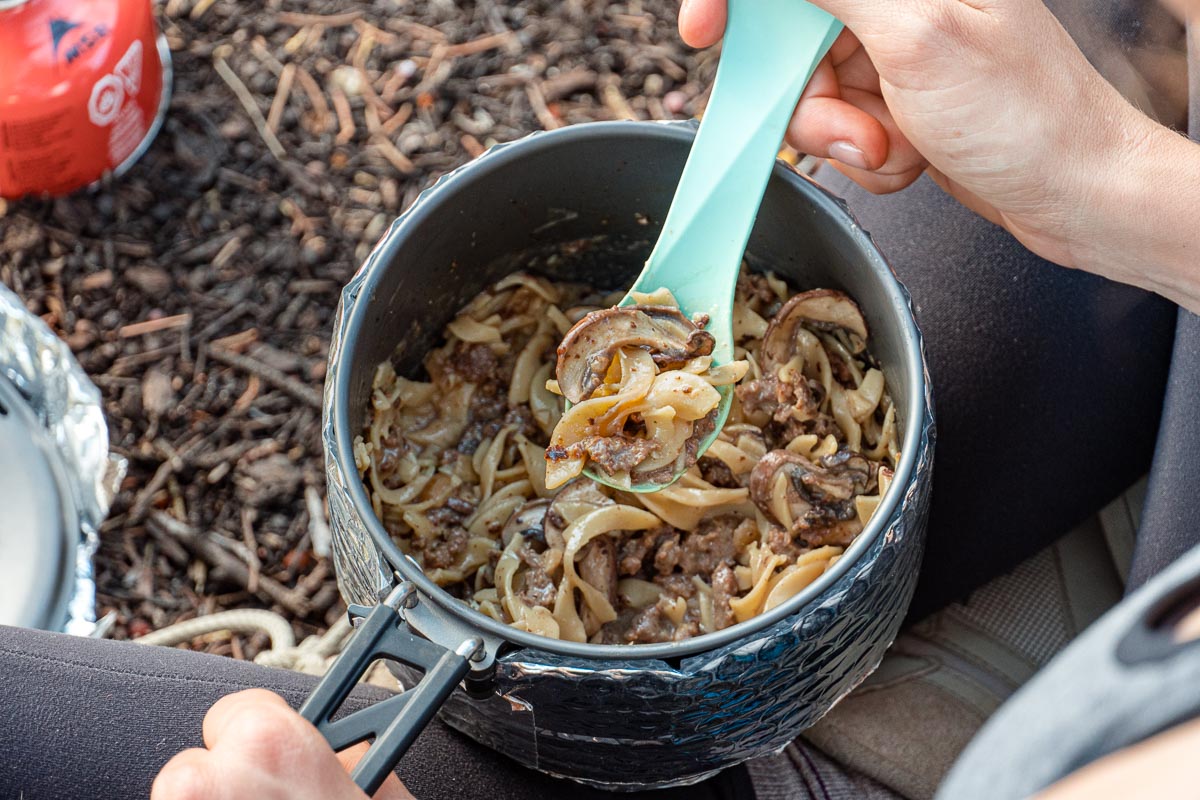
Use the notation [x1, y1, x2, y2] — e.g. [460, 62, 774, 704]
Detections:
[336, 743, 418, 800]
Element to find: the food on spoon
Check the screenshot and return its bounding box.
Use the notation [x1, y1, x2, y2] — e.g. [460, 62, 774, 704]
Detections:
[545, 291, 748, 490]
[356, 266, 900, 644]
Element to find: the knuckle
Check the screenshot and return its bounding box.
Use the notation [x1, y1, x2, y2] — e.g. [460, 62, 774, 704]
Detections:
[221, 701, 315, 772]
[152, 752, 211, 800]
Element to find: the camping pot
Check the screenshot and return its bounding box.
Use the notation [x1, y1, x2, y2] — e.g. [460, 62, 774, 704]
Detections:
[309, 121, 935, 793]
[0, 0, 172, 199]
[0, 284, 123, 634]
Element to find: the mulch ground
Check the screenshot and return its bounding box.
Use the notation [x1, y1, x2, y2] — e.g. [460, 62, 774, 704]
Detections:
[0, 0, 719, 659]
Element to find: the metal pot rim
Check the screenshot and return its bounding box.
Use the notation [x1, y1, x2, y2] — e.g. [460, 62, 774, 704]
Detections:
[332, 119, 929, 661]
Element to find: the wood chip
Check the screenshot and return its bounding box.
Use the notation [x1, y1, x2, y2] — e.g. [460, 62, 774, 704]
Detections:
[277, 10, 361, 27]
[266, 62, 296, 135]
[370, 135, 416, 175]
[443, 31, 518, 58]
[330, 86, 356, 146]
[119, 313, 191, 338]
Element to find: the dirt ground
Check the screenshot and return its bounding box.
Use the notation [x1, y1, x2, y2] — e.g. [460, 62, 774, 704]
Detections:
[0, 0, 721, 658]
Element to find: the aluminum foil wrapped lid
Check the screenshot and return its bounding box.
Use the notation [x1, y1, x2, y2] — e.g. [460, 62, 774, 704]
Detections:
[0, 284, 125, 634]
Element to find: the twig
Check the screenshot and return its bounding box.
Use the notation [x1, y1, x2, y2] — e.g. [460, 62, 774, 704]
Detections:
[330, 86, 356, 145]
[601, 74, 637, 121]
[383, 18, 448, 42]
[524, 82, 561, 130]
[370, 135, 416, 175]
[305, 485, 332, 558]
[442, 31, 518, 58]
[214, 57, 286, 160]
[266, 63, 296, 135]
[208, 346, 323, 409]
[148, 512, 312, 618]
[293, 66, 333, 134]
[277, 10, 361, 27]
[119, 313, 191, 338]
[190, 0, 218, 20]
[380, 102, 413, 136]
[240, 509, 261, 594]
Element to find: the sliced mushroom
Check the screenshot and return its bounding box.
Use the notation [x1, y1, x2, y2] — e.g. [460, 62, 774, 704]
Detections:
[749, 449, 876, 537]
[544, 480, 613, 550]
[761, 289, 869, 369]
[555, 306, 716, 403]
[501, 498, 551, 548]
[579, 536, 619, 637]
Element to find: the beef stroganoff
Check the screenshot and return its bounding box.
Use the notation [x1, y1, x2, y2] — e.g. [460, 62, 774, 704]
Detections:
[545, 288, 749, 489]
[356, 268, 900, 644]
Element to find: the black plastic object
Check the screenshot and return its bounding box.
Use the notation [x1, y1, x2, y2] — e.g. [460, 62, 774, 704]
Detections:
[938, 543, 1200, 799]
[320, 121, 935, 788]
[300, 582, 483, 796]
[0, 374, 77, 630]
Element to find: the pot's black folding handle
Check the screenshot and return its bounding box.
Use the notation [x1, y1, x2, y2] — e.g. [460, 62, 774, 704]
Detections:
[299, 582, 483, 797]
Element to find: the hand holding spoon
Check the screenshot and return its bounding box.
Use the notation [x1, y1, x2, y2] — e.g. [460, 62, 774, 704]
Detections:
[565, 0, 843, 492]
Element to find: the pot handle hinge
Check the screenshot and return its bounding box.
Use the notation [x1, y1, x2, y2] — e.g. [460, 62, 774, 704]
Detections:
[299, 582, 485, 796]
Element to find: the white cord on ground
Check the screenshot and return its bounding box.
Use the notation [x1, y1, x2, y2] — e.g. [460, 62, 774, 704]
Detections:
[132, 608, 357, 678]
[133, 608, 296, 650]
[254, 613, 354, 675]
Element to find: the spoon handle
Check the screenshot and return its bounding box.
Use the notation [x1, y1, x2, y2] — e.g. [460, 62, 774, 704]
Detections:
[628, 0, 842, 362]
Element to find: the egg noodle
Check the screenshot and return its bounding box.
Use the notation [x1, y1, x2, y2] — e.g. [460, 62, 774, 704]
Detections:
[544, 288, 750, 490]
[356, 268, 900, 644]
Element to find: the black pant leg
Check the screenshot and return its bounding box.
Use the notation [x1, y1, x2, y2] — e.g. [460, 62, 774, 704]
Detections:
[0, 626, 751, 800]
[813, 169, 1178, 619]
[1127, 312, 1200, 587]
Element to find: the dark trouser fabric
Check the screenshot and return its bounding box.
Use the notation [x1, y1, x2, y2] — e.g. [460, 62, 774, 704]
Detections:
[1126, 28, 1200, 589]
[814, 167, 1179, 620]
[0, 625, 753, 800]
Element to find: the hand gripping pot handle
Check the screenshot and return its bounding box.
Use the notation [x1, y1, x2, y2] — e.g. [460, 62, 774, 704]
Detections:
[299, 582, 484, 796]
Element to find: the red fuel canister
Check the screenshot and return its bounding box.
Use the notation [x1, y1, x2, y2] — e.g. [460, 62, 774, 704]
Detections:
[0, 0, 172, 199]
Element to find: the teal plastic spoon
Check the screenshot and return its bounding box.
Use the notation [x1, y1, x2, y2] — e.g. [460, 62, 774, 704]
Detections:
[582, 0, 843, 492]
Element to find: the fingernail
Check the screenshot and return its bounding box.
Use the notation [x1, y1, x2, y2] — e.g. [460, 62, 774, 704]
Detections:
[829, 141, 870, 170]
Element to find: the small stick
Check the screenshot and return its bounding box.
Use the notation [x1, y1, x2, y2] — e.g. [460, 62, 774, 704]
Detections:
[370, 135, 416, 175]
[601, 75, 638, 121]
[214, 57, 286, 160]
[461, 134, 485, 158]
[305, 485, 332, 558]
[119, 313, 191, 338]
[129, 458, 177, 524]
[266, 63, 296, 135]
[148, 512, 312, 618]
[330, 86, 356, 145]
[383, 18, 448, 42]
[294, 66, 333, 134]
[208, 346, 323, 409]
[525, 82, 561, 130]
[352, 18, 398, 45]
[250, 37, 285, 76]
[442, 31, 517, 58]
[232, 374, 261, 414]
[189, 0, 218, 19]
[277, 10, 361, 27]
[240, 509, 261, 594]
[357, 70, 394, 118]
[209, 327, 258, 352]
[380, 103, 413, 136]
[81, 270, 114, 291]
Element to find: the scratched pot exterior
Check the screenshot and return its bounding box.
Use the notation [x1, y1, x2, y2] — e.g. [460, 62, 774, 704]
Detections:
[324, 121, 934, 789]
